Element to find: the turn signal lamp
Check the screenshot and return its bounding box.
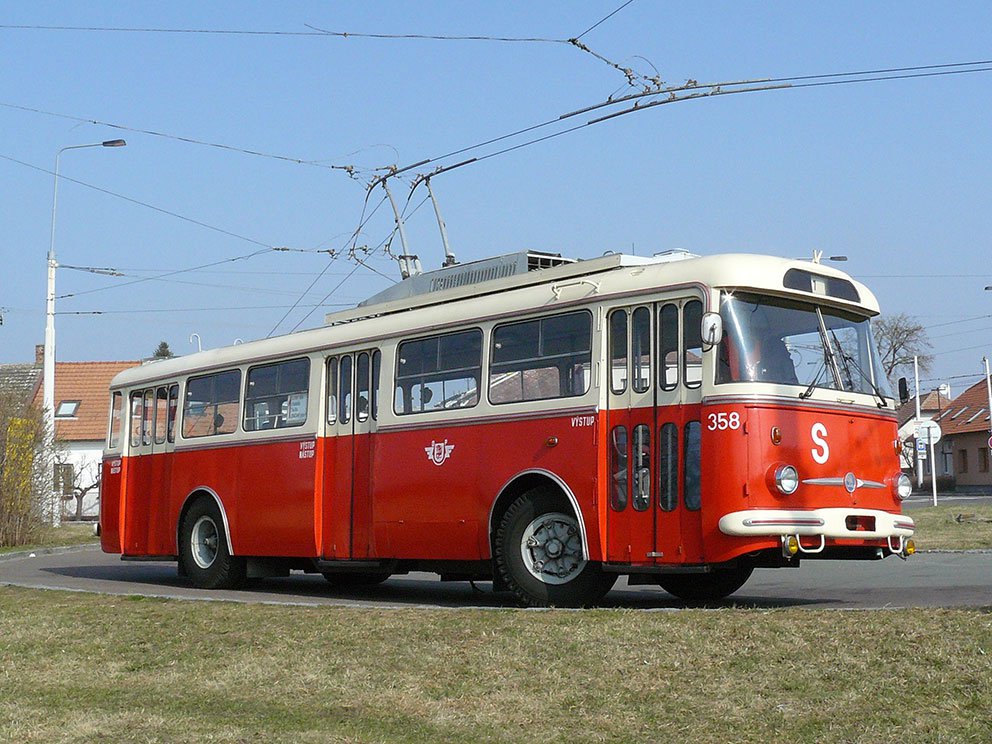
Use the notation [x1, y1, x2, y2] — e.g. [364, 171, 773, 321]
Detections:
[893, 438, 903, 454]
[770, 426, 782, 445]
[775, 465, 800, 495]
[905, 539, 917, 556]
[895, 473, 913, 501]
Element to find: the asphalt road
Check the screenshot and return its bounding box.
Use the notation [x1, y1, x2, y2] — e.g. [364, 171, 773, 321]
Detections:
[2, 545, 989, 610]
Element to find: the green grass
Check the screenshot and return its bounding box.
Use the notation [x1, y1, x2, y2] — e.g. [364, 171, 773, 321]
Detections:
[0, 522, 98, 555]
[910, 504, 992, 551]
[0, 586, 990, 743]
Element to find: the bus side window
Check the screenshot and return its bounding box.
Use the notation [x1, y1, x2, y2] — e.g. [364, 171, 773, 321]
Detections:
[609, 309, 628, 394]
[371, 350, 381, 420]
[683, 300, 703, 389]
[684, 421, 701, 511]
[154, 387, 168, 444]
[129, 392, 142, 448]
[167, 385, 179, 443]
[108, 391, 123, 449]
[356, 352, 370, 422]
[631, 307, 651, 394]
[339, 355, 352, 424]
[326, 357, 338, 425]
[658, 423, 678, 512]
[142, 389, 154, 446]
[659, 304, 679, 391]
[609, 425, 628, 511]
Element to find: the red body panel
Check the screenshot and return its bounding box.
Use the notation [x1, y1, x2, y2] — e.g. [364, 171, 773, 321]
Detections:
[103, 400, 902, 569]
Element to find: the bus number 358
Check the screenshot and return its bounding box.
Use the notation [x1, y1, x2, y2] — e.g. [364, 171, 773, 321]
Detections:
[707, 412, 741, 431]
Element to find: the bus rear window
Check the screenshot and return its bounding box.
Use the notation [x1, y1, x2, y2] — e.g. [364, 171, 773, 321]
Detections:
[183, 370, 241, 438]
[108, 391, 123, 449]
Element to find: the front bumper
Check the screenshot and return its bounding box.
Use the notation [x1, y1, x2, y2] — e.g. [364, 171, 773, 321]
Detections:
[719, 508, 915, 540]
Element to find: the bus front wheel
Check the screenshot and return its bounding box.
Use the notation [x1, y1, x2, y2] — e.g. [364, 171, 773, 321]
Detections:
[656, 566, 753, 601]
[495, 488, 615, 608]
[178, 498, 246, 590]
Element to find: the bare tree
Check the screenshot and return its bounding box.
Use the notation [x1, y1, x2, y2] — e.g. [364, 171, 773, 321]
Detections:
[874, 313, 933, 383]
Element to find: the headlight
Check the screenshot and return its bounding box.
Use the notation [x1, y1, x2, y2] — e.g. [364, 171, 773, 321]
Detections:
[895, 473, 912, 501]
[775, 465, 799, 495]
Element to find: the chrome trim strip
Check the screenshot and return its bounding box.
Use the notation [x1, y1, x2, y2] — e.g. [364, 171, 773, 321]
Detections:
[702, 393, 897, 419]
[377, 405, 600, 434]
[173, 433, 316, 454]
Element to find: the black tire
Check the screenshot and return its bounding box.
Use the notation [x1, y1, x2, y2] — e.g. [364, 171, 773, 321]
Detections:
[656, 566, 753, 601]
[178, 498, 246, 590]
[321, 572, 391, 587]
[495, 488, 616, 608]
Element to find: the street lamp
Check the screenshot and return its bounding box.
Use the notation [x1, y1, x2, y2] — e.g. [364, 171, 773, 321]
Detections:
[44, 139, 126, 527]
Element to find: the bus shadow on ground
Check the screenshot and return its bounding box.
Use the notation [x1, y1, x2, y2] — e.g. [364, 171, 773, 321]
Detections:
[42, 564, 831, 609]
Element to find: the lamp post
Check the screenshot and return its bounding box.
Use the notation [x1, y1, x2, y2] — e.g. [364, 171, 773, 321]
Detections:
[44, 139, 126, 527]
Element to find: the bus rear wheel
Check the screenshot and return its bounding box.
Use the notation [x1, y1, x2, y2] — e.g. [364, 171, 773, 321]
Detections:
[495, 488, 615, 608]
[178, 498, 246, 590]
[656, 566, 753, 601]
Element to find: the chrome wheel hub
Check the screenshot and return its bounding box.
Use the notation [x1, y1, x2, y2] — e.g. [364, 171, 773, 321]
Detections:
[520, 512, 585, 585]
[191, 515, 220, 570]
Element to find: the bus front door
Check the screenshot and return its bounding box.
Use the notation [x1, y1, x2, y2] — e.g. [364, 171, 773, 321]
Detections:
[322, 351, 378, 560]
[605, 299, 705, 567]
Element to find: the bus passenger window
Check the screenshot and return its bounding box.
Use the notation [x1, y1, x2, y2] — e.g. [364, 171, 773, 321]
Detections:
[167, 385, 179, 443]
[610, 425, 628, 511]
[339, 355, 352, 424]
[684, 421, 701, 511]
[632, 424, 651, 511]
[183, 370, 241, 438]
[631, 307, 651, 394]
[371, 350, 381, 420]
[244, 358, 310, 431]
[683, 300, 703, 389]
[356, 352, 370, 422]
[108, 392, 123, 449]
[128, 392, 142, 449]
[154, 387, 168, 444]
[609, 310, 628, 394]
[659, 304, 679, 391]
[326, 358, 338, 425]
[490, 311, 591, 404]
[395, 330, 482, 415]
[142, 389, 153, 446]
[658, 423, 678, 512]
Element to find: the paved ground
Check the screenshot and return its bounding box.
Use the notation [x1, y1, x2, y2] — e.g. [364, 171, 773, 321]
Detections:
[1, 545, 989, 610]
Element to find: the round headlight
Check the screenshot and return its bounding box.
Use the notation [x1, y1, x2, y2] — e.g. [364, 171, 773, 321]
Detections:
[895, 473, 912, 501]
[775, 465, 799, 495]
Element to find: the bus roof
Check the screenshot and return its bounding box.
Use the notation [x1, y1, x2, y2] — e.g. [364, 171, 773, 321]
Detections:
[110, 251, 879, 390]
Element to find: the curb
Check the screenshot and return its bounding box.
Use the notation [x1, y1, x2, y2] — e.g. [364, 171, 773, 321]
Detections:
[0, 544, 100, 563]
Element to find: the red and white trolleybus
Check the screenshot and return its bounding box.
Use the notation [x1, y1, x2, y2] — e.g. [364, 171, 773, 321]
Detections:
[100, 250, 915, 606]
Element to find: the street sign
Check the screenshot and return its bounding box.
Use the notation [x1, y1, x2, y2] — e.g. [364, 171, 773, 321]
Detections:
[917, 447, 927, 460]
[916, 440, 927, 452]
[915, 419, 942, 445]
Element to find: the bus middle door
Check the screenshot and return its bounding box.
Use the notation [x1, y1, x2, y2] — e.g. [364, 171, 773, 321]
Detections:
[605, 305, 657, 565]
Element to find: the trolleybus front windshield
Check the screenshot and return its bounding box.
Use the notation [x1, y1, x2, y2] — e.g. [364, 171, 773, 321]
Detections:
[717, 292, 892, 399]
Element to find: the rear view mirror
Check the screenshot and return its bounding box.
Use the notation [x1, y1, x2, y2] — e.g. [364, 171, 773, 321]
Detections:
[898, 377, 909, 405]
[700, 312, 723, 350]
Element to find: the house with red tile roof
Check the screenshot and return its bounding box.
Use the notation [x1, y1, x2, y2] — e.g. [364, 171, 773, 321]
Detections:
[16, 348, 142, 518]
[933, 375, 992, 488]
[895, 387, 952, 473]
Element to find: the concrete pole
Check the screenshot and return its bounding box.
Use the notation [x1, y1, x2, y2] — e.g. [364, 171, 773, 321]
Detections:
[914, 356, 923, 488]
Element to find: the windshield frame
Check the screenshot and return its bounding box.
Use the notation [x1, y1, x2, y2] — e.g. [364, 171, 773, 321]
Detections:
[716, 291, 893, 402]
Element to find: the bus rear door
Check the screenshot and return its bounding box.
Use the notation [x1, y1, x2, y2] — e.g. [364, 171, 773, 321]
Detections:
[321, 350, 379, 560]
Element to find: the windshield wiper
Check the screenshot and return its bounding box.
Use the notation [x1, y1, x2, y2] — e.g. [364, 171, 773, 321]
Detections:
[799, 362, 825, 399]
[829, 329, 889, 408]
[799, 307, 844, 398]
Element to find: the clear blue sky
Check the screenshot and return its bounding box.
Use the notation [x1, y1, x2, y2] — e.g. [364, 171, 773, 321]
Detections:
[1, 1, 990, 393]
